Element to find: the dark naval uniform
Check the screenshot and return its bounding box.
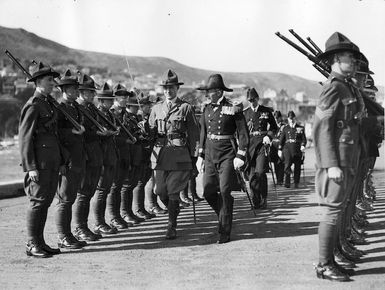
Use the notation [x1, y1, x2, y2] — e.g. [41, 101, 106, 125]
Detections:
[199, 97, 249, 240]
[19, 90, 63, 256]
[313, 71, 362, 269]
[56, 99, 86, 242]
[279, 122, 306, 187]
[243, 104, 277, 207]
[271, 120, 286, 184]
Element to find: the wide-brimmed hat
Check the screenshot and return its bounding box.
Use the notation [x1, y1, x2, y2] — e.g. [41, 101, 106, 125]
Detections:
[247, 88, 259, 100]
[57, 69, 79, 87]
[364, 75, 378, 92]
[78, 73, 98, 91]
[318, 32, 360, 61]
[28, 61, 60, 82]
[288, 111, 296, 118]
[113, 83, 130, 96]
[274, 110, 282, 118]
[96, 82, 115, 99]
[127, 96, 140, 106]
[197, 74, 233, 92]
[159, 69, 184, 86]
[356, 53, 374, 75]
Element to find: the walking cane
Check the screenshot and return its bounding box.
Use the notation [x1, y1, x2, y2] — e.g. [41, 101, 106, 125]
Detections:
[301, 153, 306, 185]
[191, 192, 197, 224]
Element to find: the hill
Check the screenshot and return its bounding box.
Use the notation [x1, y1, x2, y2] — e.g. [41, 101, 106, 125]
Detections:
[0, 25, 324, 98]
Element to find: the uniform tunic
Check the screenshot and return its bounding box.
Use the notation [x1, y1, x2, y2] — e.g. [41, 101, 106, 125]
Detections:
[149, 97, 200, 199]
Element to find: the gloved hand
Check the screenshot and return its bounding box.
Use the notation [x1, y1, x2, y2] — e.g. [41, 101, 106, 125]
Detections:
[262, 136, 271, 145]
[72, 125, 85, 135]
[233, 157, 245, 170]
[300, 145, 305, 152]
[28, 170, 39, 182]
[196, 157, 204, 173]
[278, 150, 283, 159]
[327, 167, 344, 183]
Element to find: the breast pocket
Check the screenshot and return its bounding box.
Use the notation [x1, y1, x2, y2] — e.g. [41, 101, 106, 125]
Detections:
[170, 115, 186, 131]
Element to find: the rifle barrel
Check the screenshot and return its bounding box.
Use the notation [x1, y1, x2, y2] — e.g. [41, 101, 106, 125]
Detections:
[312, 64, 330, 79]
[110, 111, 137, 143]
[306, 37, 323, 54]
[289, 29, 319, 56]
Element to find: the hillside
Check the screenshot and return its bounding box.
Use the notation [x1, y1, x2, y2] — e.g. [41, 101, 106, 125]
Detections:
[0, 25, 324, 98]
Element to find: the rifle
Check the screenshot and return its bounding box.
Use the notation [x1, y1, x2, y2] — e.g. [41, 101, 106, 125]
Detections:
[289, 29, 319, 57]
[109, 110, 137, 144]
[306, 37, 323, 54]
[75, 103, 108, 133]
[5, 50, 83, 131]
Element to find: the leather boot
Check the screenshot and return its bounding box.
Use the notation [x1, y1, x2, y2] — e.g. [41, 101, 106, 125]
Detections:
[315, 263, 350, 281]
[284, 173, 291, 188]
[26, 240, 52, 258]
[165, 199, 180, 240]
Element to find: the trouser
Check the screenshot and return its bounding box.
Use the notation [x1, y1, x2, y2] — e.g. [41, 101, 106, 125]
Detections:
[120, 165, 141, 217]
[248, 145, 268, 204]
[203, 156, 236, 236]
[316, 167, 355, 264]
[154, 170, 191, 201]
[93, 164, 116, 225]
[132, 164, 152, 212]
[144, 170, 158, 209]
[55, 166, 85, 238]
[274, 159, 284, 184]
[73, 164, 102, 229]
[283, 151, 301, 185]
[108, 159, 130, 220]
[182, 177, 198, 199]
[24, 168, 59, 243]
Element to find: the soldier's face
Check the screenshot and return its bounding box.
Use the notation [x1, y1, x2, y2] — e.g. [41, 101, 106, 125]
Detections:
[128, 105, 139, 114]
[141, 104, 151, 115]
[163, 85, 179, 100]
[337, 52, 357, 74]
[100, 99, 113, 109]
[63, 85, 79, 101]
[79, 90, 96, 103]
[115, 96, 127, 107]
[288, 117, 296, 126]
[207, 89, 223, 103]
[36, 75, 55, 94]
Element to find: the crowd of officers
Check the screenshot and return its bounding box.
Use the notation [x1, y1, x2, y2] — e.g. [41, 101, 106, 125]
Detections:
[18, 30, 383, 284]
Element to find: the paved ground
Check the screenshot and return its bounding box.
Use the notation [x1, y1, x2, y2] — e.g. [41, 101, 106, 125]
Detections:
[0, 147, 384, 289]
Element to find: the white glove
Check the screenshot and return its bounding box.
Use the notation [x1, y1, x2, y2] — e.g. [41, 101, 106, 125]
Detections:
[72, 125, 85, 135]
[28, 170, 39, 182]
[300, 145, 305, 152]
[196, 157, 204, 173]
[233, 157, 245, 170]
[262, 136, 271, 145]
[278, 150, 283, 159]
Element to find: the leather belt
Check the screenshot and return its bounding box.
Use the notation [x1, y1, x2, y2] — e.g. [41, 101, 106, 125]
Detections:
[207, 134, 233, 140]
[250, 131, 267, 136]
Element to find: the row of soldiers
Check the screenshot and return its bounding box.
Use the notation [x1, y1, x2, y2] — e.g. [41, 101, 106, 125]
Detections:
[311, 32, 384, 282]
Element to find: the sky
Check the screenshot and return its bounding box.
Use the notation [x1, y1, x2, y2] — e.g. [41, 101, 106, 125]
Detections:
[1, 0, 384, 85]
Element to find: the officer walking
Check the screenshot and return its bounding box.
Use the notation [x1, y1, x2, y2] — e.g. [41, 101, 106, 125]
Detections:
[149, 69, 200, 239]
[313, 32, 363, 282]
[19, 62, 63, 257]
[278, 111, 306, 188]
[271, 111, 285, 185]
[196, 74, 249, 243]
[56, 69, 87, 249]
[243, 88, 277, 208]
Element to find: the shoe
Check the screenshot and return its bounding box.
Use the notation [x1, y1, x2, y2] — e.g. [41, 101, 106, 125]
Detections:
[111, 218, 129, 229]
[41, 243, 61, 255]
[315, 263, 350, 282]
[122, 214, 140, 225]
[93, 223, 118, 235]
[57, 235, 84, 249]
[165, 227, 177, 240]
[217, 234, 230, 244]
[148, 206, 168, 215]
[259, 198, 267, 209]
[191, 194, 204, 202]
[334, 250, 356, 269]
[334, 262, 355, 276]
[134, 209, 153, 220]
[181, 196, 193, 203]
[74, 227, 100, 242]
[26, 241, 52, 258]
[179, 200, 190, 208]
[284, 184, 290, 188]
[294, 183, 299, 188]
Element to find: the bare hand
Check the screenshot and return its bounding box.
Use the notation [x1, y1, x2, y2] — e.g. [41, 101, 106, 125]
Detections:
[278, 150, 283, 159]
[262, 136, 271, 145]
[327, 167, 344, 183]
[28, 170, 39, 182]
[233, 157, 245, 170]
[72, 125, 85, 135]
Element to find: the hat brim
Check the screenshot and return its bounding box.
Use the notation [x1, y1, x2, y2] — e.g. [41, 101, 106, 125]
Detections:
[159, 82, 184, 87]
[79, 86, 97, 91]
[28, 71, 60, 82]
[318, 47, 361, 61]
[196, 86, 233, 92]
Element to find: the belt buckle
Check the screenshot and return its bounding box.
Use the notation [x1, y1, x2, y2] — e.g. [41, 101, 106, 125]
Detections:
[336, 120, 344, 129]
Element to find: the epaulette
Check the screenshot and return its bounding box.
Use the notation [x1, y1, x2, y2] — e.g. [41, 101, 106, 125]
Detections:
[221, 99, 242, 115]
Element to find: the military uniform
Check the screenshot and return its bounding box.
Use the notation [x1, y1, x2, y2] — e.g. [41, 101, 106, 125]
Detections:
[19, 62, 62, 257]
[271, 118, 286, 185]
[92, 83, 119, 235]
[243, 91, 277, 207]
[149, 70, 200, 239]
[197, 74, 249, 243]
[279, 119, 306, 188]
